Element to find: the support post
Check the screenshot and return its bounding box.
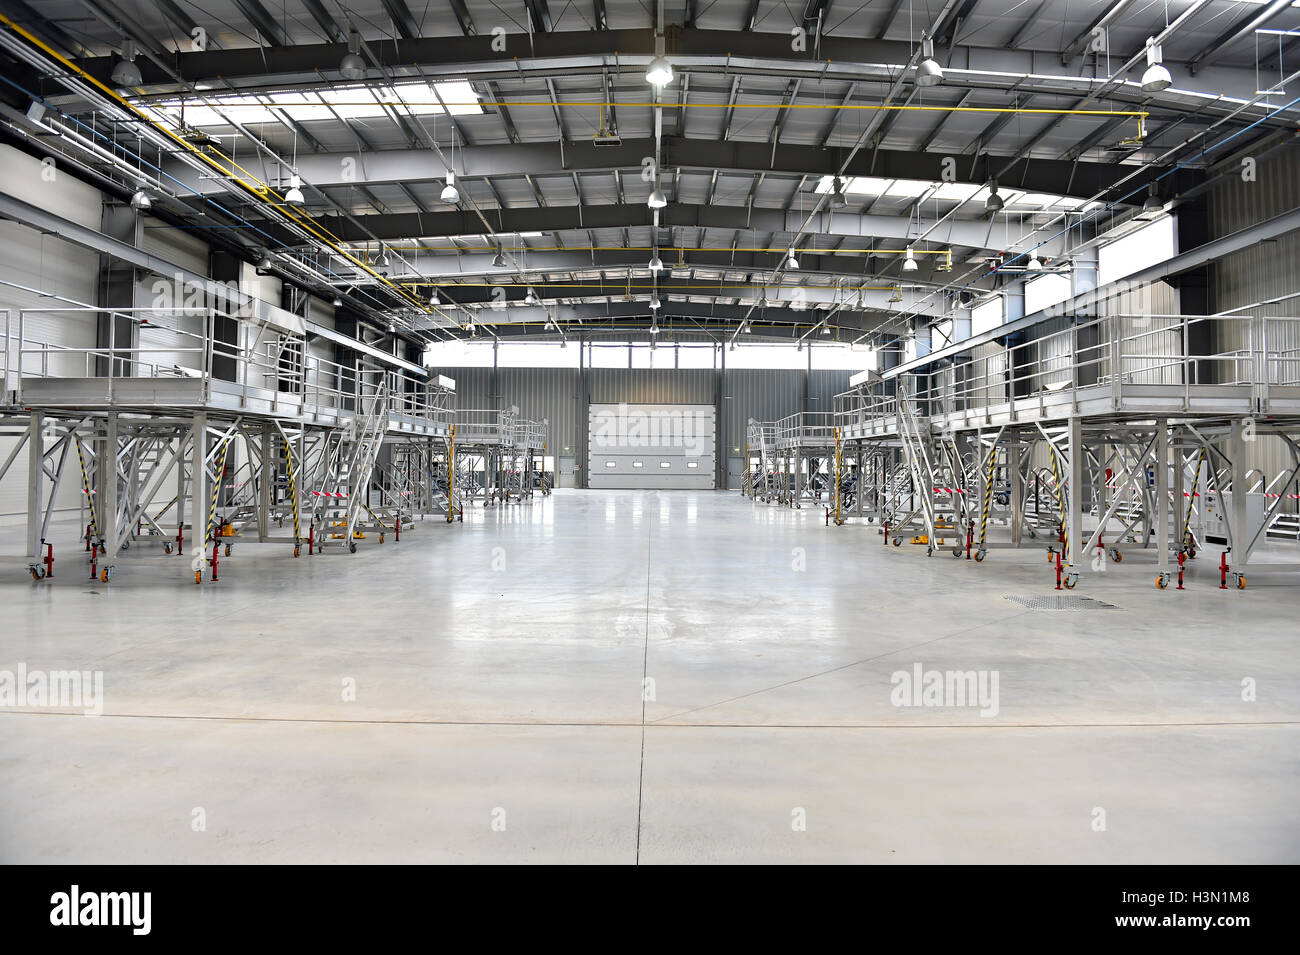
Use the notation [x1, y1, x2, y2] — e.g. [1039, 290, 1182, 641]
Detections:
[1154, 420, 1169, 571]
[26, 411, 43, 558]
[1067, 416, 1083, 568]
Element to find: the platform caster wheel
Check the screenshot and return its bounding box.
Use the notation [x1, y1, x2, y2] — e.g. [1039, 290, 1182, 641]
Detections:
[1108, 547, 1123, 563]
[164, 542, 173, 555]
[1234, 574, 1246, 590]
[1046, 548, 1056, 563]
[1187, 546, 1197, 560]
[100, 567, 112, 583]
[974, 548, 987, 563]
[794, 504, 801, 509]
[379, 533, 385, 544]
[867, 516, 875, 523]
[224, 544, 231, 557]
[952, 546, 964, 558]
[1063, 572, 1079, 590]
[893, 537, 902, 547]
[293, 547, 300, 558]
[926, 545, 933, 557]
[29, 565, 44, 581]
[348, 540, 357, 554]
[1156, 574, 1169, 590]
[195, 571, 202, 584]
[1028, 528, 1037, 539]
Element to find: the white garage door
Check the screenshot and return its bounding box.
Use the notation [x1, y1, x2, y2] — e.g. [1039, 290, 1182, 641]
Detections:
[588, 403, 715, 489]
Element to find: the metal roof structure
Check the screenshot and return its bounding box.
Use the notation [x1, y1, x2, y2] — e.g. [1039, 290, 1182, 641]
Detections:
[3, 0, 1299, 346]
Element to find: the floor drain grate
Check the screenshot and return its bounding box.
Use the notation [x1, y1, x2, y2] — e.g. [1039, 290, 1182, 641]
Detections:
[1003, 594, 1120, 610]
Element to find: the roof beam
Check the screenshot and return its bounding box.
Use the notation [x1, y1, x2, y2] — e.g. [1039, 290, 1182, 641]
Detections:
[167, 137, 1169, 203]
[301, 202, 1045, 252]
[228, 0, 289, 47]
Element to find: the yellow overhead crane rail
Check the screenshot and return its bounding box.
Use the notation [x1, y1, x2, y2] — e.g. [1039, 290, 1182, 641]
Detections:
[0, 13, 453, 323]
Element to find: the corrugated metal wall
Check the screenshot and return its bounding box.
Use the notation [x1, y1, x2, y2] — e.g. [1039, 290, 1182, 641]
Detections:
[433, 364, 852, 486]
[1209, 144, 1300, 499]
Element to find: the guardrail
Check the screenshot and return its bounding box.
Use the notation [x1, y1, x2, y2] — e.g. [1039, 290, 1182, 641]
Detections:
[835, 312, 1300, 430]
[2, 306, 452, 430]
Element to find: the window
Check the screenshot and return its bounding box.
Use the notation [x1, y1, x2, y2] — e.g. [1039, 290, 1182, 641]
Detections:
[1025, 273, 1072, 315]
[687, 462, 699, 469]
[423, 340, 494, 368]
[812, 345, 879, 370]
[632, 461, 644, 468]
[725, 344, 807, 369]
[676, 345, 716, 369]
[971, 297, 1004, 336]
[604, 461, 616, 468]
[659, 461, 671, 468]
[588, 343, 630, 368]
[1098, 216, 1177, 284]
[496, 342, 577, 368]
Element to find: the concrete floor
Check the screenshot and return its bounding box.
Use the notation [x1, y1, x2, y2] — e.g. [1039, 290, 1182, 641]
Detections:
[1, 489, 1297, 863]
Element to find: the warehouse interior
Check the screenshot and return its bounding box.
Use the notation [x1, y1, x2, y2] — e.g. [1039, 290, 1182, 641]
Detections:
[0, 0, 1297, 866]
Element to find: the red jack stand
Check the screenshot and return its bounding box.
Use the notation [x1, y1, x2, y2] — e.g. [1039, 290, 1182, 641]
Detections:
[883, 520, 889, 546]
[210, 539, 220, 582]
[965, 522, 973, 560]
[394, 516, 401, 542]
[41, 542, 54, 579]
[84, 524, 92, 553]
[177, 524, 184, 556]
[1177, 551, 1185, 590]
[1219, 550, 1229, 589]
[88, 542, 99, 580]
[308, 521, 315, 555]
[1054, 551, 1063, 590]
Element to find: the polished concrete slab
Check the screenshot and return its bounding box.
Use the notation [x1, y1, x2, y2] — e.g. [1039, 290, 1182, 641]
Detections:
[1, 489, 1296, 863]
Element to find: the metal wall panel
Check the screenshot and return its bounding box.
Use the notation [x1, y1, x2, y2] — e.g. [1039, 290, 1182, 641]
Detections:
[432, 364, 854, 487]
[1209, 146, 1300, 503]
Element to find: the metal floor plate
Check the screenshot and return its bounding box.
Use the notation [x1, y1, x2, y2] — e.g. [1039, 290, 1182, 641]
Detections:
[1003, 594, 1120, 610]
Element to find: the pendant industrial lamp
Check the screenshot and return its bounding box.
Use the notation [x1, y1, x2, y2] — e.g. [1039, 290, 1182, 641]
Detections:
[1141, 37, 1172, 92]
[340, 30, 366, 80]
[915, 36, 943, 88]
[111, 40, 143, 87]
[646, 34, 673, 87]
[902, 247, 919, 272]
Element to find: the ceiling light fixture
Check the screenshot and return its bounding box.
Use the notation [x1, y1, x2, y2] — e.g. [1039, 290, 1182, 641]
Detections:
[283, 173, 305, 205]
[340, 30, 366, 80]
[332, 296, 343, 307]
[1027, 252, 1043, 271]
[650, 323, 660, 335]
[1142, 185, 1163, 212]
[915, 36, 943, 88]
[1141, 38, 1172, 93]
[646, 34, 674, 87]
[129, 189, 151, 212]
[786, 248, 799, 270]
[111, 40, 143, 88]
[829, 177, 848, 209]
[492, 249, 506, 268]
[525, 287, 538, 305]
[429, 289, 440, 306]
[648, 254, 664, 272]
[649, 293, 661, 310]
[647, 184, 667, 209]
[902, 247, 919, 272]
[985, 182, 1004, 213]
[440, 170, 460, 205]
